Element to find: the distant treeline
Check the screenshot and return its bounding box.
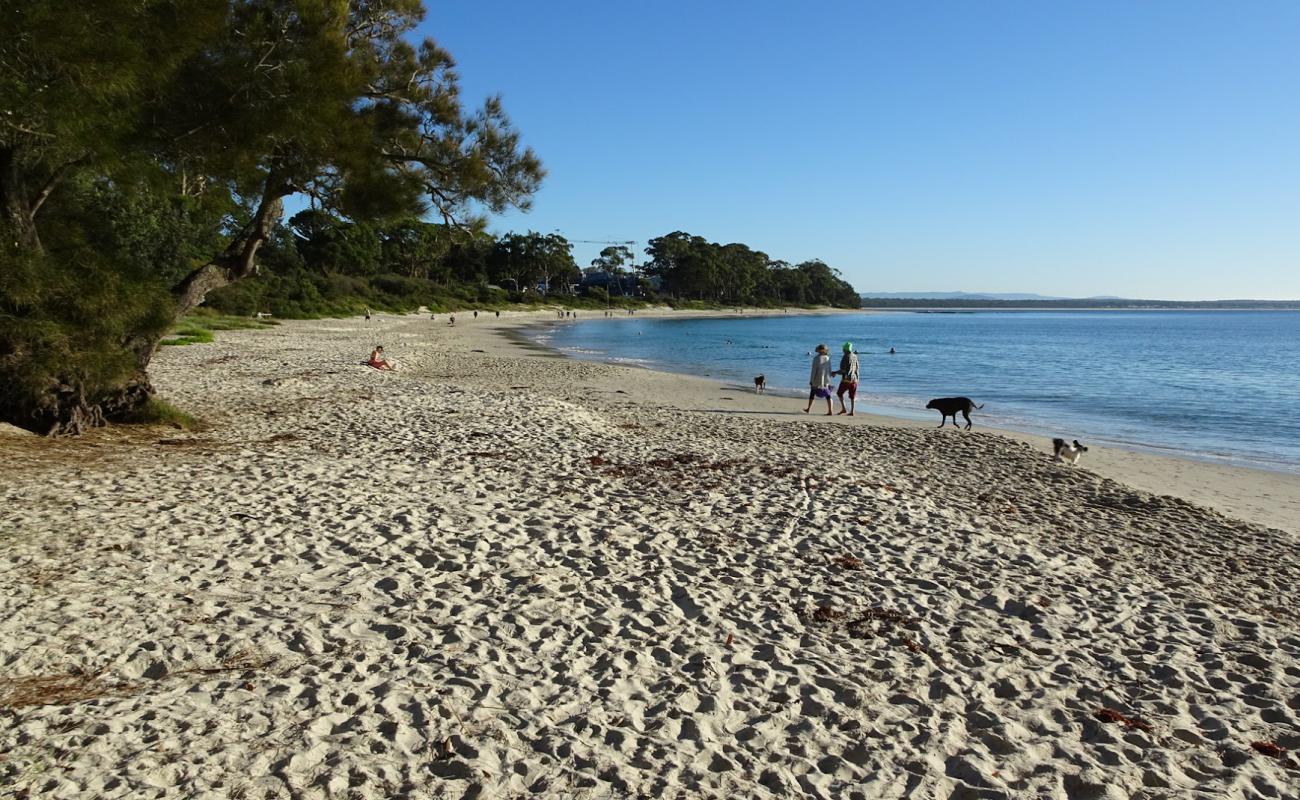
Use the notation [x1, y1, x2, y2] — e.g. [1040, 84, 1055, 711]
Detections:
[205, 214, 863, 317]
[0, 0, 861, 436]
[859, 297, 1300, 310]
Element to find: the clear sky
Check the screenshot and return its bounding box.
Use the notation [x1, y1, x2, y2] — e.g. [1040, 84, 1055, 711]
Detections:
[420, 1, 1300, 300]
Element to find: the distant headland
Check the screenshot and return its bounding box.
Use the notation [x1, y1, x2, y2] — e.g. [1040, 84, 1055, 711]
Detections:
[859, 292, 1300, 310]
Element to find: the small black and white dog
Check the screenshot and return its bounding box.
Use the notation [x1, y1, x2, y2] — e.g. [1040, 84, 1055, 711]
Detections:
[1053, 438, 1088, 465]
[754, 374, 766, 393]
[925, 397, 983, 430]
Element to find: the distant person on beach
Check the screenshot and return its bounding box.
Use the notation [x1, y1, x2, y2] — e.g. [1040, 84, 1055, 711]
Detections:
[473, 310, 478, 319]
[804, 344, 833, 415]
[495, 310, 500, 318]
[449, 315, 456, 326]
[364, 307, 372, 322]
[367, 346, 395, 371]
[833, 342, 860, 416]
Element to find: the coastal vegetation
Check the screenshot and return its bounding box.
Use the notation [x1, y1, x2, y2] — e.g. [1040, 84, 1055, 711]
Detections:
[1, 1, 860, 436]
[199, 217, 863, 318]
[1, 0, 542, 435]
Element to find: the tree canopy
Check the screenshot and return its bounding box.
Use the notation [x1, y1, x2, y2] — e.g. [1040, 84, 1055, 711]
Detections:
[1, 0, 543, 433]
[1, 1, 862, 436]
[643, 232, 861, 307]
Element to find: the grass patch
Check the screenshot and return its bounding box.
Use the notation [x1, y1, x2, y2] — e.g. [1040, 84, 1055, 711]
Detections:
[188, 309, 281, 331]
[160, 320, 214, 346]
[118, 398, 205, 431]
[161, 311, 278, 346]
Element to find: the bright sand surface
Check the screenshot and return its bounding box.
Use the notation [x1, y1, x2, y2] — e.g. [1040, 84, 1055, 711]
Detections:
[2, 309, 1298, 799]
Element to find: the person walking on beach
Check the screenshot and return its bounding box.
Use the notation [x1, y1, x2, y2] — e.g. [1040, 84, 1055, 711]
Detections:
[833, 342, 860, 416]
[804, 344, 833, 415]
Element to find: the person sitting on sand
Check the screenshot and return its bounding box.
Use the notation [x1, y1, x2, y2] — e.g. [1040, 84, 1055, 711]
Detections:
[833, 342, 860, 416]
[367, 345, 395, 371]
[804, 343, 833, 415]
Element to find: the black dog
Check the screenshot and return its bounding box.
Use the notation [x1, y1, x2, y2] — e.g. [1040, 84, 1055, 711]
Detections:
[926, 397, 983, 430]
[754, 374, 766, 393]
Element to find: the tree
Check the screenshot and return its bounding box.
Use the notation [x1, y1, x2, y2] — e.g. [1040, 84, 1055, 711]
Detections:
[288, 210, 383, 276]
[641, 231, 861, 307]
[590, 245, 632, 272]
[488, 231, 577, 294]
[585, 245, 635, 296]
[381, 219, 454, 280]
[1, 0, 543, 434]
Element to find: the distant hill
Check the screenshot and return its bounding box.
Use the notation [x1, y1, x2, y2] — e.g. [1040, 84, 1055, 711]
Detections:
[858, 294, 1300, 310]
[861, 291, 1071, 301]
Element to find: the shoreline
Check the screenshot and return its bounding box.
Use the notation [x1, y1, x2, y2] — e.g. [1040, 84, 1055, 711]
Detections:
[517, 313, 1300, 476]
[489, 310, 1300, 534]
[3, 310, 1298, 797]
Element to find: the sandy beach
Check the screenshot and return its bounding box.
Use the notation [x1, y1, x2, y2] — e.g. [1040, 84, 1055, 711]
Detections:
[3, 309, 1298, 798]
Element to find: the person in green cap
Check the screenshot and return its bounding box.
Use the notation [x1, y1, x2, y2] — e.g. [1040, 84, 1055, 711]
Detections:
[832, 341, 860, 416]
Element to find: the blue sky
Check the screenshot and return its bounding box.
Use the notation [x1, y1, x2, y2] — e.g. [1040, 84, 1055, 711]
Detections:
[419, 2, 1300, 300]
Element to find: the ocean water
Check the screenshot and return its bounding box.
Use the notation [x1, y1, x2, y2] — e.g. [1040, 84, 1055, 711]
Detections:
[527, 310, 1300, 473]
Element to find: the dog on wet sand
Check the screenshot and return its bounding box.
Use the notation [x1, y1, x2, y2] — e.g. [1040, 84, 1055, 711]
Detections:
[1053, 438, 1088, 465]
[926, 397, 983, 430]
[754, 375, 766, 393]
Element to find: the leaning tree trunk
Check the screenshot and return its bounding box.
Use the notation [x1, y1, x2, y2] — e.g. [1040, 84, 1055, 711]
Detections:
[108, 178, 290, 415]
[172, 179, 288, 318]
[0, 146, 43, 254]
[1, 174, 289, 436]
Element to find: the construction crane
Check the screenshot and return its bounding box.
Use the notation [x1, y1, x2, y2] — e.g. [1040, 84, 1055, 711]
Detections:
[567, 239, 638, 248]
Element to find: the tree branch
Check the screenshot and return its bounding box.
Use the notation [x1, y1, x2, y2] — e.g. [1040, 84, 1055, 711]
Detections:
[171, 171, 291, 316]
[30, 157, 81, 217]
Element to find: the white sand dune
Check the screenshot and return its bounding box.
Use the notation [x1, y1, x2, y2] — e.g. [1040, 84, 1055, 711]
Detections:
[2, 311, 1297, 798]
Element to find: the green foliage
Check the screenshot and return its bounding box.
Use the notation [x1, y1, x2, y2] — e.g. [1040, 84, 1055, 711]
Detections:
[1, 0, 545, 432]
[116, 397, 204, 430]
[195, 216, 865, 318]
[487, 232, 579, 293]
[644, 232, 861, 307]
[591, 245, 633, 271]
[0, 183, 181, 426]
[160, 322, 214, 346]
[159, 311, 276, 345]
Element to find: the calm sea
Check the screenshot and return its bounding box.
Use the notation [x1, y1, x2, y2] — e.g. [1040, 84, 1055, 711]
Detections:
[527, 310, 1300, 473]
